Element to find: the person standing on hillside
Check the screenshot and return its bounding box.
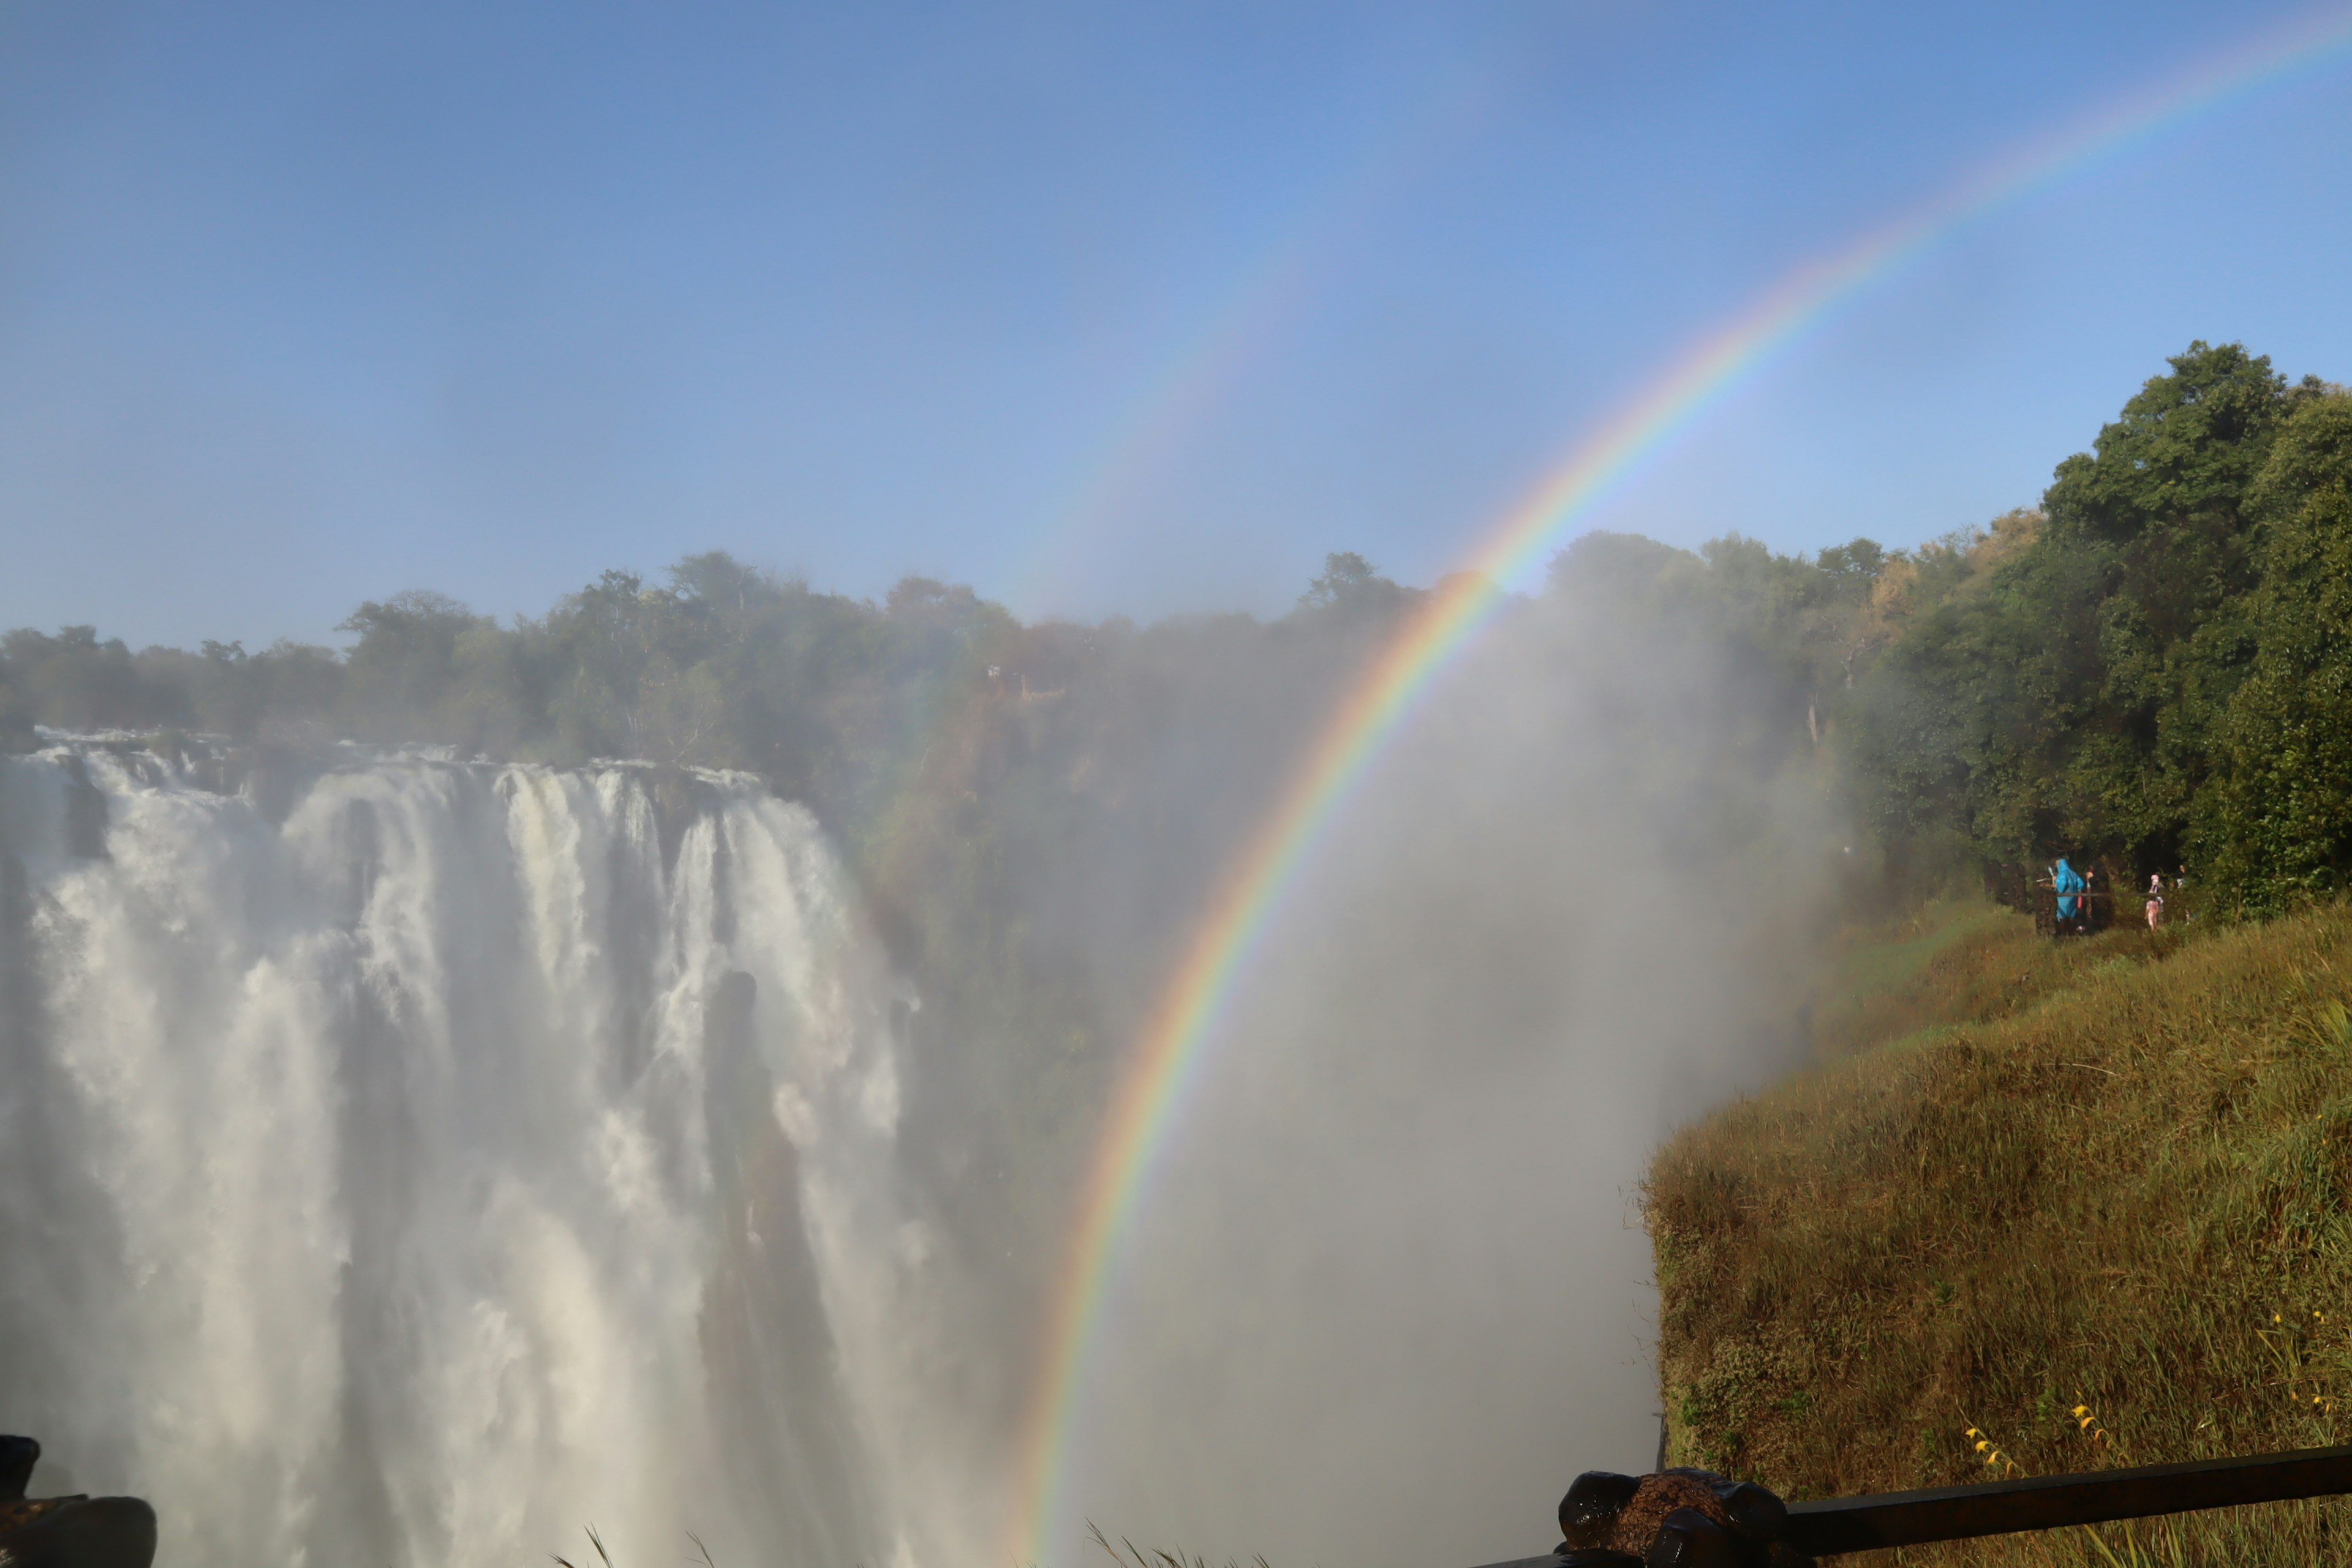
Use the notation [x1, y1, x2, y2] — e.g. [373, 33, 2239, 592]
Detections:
[2054, 857, 2085, 932]
[2147, 871, 2165, 930]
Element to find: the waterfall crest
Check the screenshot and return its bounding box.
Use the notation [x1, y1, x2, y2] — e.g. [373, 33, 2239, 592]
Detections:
[0, 744, 951, 1568]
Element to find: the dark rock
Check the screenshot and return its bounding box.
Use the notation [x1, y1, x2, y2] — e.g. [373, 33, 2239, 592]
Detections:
[0, 1435, 34, 1501]
[647, 767, 714, 878]
[61, 757, 108, 860]
[0, 1495, 157, 1568]
[1646, 1507, 1743, 1568]
[1716, 1482, 1789, 1542]
[1610, 1472, 1731, 1555]
[1553, 1466, 1809, 1568]
[0, 1437, 156, 1568]
[1560, 1470, 1643, 1549]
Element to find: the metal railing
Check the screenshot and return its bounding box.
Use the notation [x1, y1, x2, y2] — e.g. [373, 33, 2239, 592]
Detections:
[1470, 1446, 2352, 1564]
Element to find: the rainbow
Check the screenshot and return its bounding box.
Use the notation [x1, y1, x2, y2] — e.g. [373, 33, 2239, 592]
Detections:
[1003, 9, 2352, 1565]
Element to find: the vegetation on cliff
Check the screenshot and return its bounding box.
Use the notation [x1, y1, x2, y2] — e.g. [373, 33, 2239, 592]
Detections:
[1650, 899, 2352, 1563]
[1626, 341, 2352, 1564]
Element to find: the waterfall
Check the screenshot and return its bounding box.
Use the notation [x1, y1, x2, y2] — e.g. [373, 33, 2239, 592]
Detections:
[0, 742, 954, 1568]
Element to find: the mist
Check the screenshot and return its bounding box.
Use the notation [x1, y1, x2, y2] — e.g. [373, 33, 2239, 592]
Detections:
[1056, 558, 1837, 1567]
[0, 543, 1845, 1568]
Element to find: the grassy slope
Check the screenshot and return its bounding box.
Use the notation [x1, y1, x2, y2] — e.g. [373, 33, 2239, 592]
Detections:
[1648, 900, 2352, 1565]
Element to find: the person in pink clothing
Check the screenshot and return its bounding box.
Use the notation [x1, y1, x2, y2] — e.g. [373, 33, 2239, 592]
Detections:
[2146, 871, 2164, 930]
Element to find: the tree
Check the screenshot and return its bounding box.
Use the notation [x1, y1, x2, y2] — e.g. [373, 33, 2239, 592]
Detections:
[0, 625, 181, 733]
[2193, 390, 2352, 908]
[1295, 551, 1411, 617]
[1843, 344, 2299, 876]
[334, 589, 489, 742]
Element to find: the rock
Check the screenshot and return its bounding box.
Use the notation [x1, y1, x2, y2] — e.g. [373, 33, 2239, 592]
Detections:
[1561, 1471, 1643, 1549]
[1550, 1466, 1811, 1568]
[1646, 1506, 1745, 1568]
[0, 1437, 156, 1568]
[1, 1434, 36, 1501]
[60, 756, 110, 860]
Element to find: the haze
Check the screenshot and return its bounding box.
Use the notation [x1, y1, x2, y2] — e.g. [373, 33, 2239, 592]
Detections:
[6, 2, 2352, 646]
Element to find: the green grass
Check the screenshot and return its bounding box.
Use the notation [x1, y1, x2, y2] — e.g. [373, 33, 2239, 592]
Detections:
[1648, 898, 2352, 1565]
[1803, 897, 2181, 1063]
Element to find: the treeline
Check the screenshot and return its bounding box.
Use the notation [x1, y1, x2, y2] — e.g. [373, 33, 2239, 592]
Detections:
[1, 559, 1031, 806]
[0, 550, 1417, 842]
[1844, 341, 2352, 912]
[1547, 341, 2352, 914]
[8, 338, 2351, 925]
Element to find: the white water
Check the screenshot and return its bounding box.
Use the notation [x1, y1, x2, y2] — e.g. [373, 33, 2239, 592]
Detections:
[0, 746, 963, 1568]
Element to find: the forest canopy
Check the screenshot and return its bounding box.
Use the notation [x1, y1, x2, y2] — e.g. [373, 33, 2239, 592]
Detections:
[7, 340, 2352, 920]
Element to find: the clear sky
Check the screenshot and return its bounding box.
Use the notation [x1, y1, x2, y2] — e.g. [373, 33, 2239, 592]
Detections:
[5, 1, 2351, 649]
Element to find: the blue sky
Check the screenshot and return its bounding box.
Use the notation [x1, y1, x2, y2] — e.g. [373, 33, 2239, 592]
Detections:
[4, 1, 2351, 648]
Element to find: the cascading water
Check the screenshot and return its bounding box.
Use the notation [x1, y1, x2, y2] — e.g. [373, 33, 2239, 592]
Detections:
[0, 742, 958, 1568]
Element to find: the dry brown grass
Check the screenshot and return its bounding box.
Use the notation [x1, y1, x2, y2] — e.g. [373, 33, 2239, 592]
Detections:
[1647, 899, 2352, 1566]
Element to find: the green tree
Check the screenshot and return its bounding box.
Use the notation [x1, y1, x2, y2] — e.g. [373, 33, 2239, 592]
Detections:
[0, 625, 183, 732]
[2194, 390, 2352, 908]
[1848, 343, 2301, 875]
[335, 590, 491, 743]
[1297, 551, 1412, 617]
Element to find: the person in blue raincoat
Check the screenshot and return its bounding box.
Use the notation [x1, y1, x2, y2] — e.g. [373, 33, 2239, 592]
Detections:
[2052, 856, 2085, 925]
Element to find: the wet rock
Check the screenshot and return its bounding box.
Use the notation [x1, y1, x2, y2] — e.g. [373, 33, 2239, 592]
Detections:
[0, 1437, 157, 1568]
[646, 766, 715, 877]
[1611, 1471, 1734, 1555]
[1561, 1471, 1643, 1549]
[61, 756, 109, 860]
[1551, 1466, 1809, 1568]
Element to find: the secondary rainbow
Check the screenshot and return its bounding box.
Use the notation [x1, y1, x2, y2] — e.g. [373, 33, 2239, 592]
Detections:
[1003, 9, 2352, 1565]
[1007, 70, 1490, 616]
